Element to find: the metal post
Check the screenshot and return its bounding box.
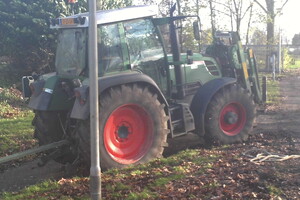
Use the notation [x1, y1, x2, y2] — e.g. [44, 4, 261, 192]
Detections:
[272, 54, 276, 81]
[88, 0, 101, 199]
[278, 29, 282, 74]
[277, 9, 282, 74]
[262, 76, 267, 102]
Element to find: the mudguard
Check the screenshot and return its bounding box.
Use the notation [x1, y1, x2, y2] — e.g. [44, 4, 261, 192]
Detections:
[27, 73, 59, 111]
[190, 77, 237, 136]
[27, 74, 76, 111]
[27, 79, 49, 110]
[70, 72, 169, 120]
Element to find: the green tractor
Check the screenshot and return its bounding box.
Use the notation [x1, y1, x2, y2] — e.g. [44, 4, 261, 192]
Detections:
[22, 5, 262, 169]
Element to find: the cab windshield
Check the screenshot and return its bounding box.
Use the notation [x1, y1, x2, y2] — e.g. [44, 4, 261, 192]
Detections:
[55, 29, 87, 76]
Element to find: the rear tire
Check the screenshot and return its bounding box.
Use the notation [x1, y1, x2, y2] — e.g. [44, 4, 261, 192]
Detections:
[76, 84, 169, 170]
[204, 84, 256, 144]
[33, 111, 76, 164]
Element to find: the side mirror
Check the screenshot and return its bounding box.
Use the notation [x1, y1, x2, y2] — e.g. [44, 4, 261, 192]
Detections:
[22, 76, 34, 98]
[193, 21, 201, 41]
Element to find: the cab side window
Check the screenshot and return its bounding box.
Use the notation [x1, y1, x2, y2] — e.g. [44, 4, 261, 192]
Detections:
[124, 19, 164, 66]
[98, 23, 124, 75]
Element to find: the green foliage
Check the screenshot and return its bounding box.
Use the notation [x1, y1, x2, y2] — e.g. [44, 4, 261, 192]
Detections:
[0, 0, 132, 76]
[282, 48, 294, 70]
[96, 0, 132, 10]
[250, 29, 267, 45]
[0, 0, 80, 74]
[0, 64, 20, 86]
[200, 29, 214, 45]
[292, 33, 300, 45]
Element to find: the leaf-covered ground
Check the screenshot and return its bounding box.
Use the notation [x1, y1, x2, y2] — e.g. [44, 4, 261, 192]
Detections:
[2, 134, 299, 200]
[3, 109, 300, 198]
[1, 70, 300, 199]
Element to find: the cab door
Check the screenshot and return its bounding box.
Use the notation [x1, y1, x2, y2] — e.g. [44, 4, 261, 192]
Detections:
[123, 18, 168, 95]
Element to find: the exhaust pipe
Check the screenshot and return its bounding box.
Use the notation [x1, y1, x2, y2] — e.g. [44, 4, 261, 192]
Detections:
[170, 4, 185, 99]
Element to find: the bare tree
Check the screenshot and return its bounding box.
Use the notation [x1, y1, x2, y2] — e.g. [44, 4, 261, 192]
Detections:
[231, 0, 253, 33]
[245, 3, 254, 45]
[253, 0, 289, 45]
[208, 0, 254, 34]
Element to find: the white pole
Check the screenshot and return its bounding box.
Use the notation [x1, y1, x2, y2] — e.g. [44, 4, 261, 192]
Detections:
[272, 54, 276, 81]
[277, 9, 282, 74]
[88, 0, 101, 199]
[278, 29, 282, 74]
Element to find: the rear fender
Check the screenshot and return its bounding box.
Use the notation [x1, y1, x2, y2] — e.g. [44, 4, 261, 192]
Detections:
[70, 72, 169, 120]
[27, 73, 58, 111]
[190, 77, 237, 136]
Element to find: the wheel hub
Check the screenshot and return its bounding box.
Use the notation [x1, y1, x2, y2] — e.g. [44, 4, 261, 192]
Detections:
[219, 102, 246, 136]
[224, 112, 238, 124]
[117, 124, 130, 140]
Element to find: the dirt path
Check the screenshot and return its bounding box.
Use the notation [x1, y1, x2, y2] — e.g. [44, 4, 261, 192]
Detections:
[0, 160, 66, 193]
[247, 70, 300, 199]
[254, 70, 300, 149]
[0, 70, 299, 197]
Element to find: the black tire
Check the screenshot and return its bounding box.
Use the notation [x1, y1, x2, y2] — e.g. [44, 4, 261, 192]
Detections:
[76, 84, 169, 170]
[204, 84, 256, 144]
[33, 111, 76, 164]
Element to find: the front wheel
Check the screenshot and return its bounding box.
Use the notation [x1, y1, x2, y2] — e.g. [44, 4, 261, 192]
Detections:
[76, 84, 169, 170]
[205, 84, 256, 144]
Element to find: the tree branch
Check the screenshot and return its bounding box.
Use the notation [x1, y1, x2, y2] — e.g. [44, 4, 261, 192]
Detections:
[210, 0, 232, 11]
[279, 0, 289, 10]
[275, 0, 289, 16]
[214, 8, 232, 18]
[253, 0, 268, 13]
[241, 3, 254, 20]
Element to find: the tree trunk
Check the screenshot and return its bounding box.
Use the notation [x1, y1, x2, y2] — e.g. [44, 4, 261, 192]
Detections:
[209, 0, 216, 37]
[176, 0, 183, 52]
[266, 0, 275, 45]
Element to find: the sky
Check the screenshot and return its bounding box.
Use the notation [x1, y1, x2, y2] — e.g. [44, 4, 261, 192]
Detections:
[133, 0, 300, 44]
[280, 0, 300, 42]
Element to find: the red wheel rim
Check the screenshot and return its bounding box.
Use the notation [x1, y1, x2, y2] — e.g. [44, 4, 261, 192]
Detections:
[219, 102, 246, 136]
[104, 104, 154, 164]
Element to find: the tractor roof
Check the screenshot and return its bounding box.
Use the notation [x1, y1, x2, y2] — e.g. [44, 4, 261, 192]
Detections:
[50, 5, 158, 29]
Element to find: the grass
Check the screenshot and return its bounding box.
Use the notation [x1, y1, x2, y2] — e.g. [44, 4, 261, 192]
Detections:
[258, 72, 282, 105]
[266, 77, 280, 105]
[266, 184, 283, 197]
[0, 70, 37, 156]
[1, 180, 60, 200]
[285, 57, 300, 69]
[126, 189, 158, 200]
[0, 112, 36, 157]
[262, 58, 300, 105]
